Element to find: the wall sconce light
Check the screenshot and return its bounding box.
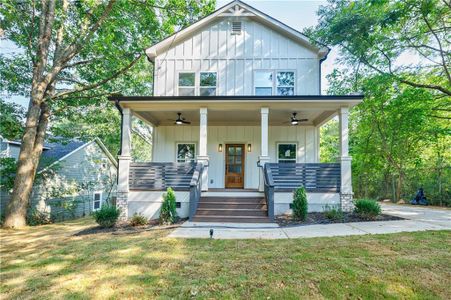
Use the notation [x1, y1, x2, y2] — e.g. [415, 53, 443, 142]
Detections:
[218, 144, 223, 152]
[247, 144, 252, 152]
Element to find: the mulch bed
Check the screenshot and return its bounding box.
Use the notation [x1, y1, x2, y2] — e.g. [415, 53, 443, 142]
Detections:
[276, 212, 404, 227]
[74, 218, 187, 236]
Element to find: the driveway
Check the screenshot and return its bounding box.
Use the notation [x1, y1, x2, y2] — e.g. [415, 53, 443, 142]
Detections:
[169, 204, 451, 239]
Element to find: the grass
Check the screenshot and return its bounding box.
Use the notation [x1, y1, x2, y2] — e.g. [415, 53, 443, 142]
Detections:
[0, 218, 450, 299]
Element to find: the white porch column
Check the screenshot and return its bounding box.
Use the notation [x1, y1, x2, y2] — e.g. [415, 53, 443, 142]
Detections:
[259, 107, 270, 191]
[117, 108, 132, 220]
[338, 106, 353, 211]
[197, 107, 209, 191]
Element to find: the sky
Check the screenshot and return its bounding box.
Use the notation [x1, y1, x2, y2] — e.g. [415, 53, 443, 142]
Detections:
[2, 0, 333, 108]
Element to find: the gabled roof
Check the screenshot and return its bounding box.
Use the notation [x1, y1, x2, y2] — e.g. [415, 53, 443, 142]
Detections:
[145, 0, 329, 61]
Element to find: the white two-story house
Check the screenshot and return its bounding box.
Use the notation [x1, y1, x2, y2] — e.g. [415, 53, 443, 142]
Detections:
[110, 0, 362, 222]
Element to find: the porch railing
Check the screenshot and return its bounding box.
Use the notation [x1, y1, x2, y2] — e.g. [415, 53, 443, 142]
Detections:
[263, 164, 275, 221]
[129, 162, 197, 191]
[189, 163, 203, 221]
[265, 163, 341, 193]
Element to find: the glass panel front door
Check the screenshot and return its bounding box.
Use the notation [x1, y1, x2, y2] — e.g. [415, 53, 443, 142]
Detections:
[225, 144, 245, 188]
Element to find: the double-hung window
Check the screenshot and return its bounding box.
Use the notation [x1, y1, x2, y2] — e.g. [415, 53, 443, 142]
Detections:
[200, 72, 217, 96]
[254, 70, 295, 95]
[176, 143, 196, 163]
[178, 72, 195, 96]
[93, 192, 102, 211]
[277, 143, 297, 163]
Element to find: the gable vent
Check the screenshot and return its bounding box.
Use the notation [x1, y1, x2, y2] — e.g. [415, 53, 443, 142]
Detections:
[231, 21, 242, 35]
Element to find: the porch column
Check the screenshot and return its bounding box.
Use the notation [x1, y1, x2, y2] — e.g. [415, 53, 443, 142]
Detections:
[117, 108, 132, 220]
[338, 106, 353, 212]
[259, 107, 270, 191]
[197, 107, 209, 191]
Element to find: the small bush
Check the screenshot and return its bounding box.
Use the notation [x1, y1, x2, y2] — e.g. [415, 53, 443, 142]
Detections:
[160, 187, 178, 224]
[292, 186, 308, 221]
[130, 213, 148, 226]
[93, 205, 120, 228]
[354, 199, 381, 220]
[323, 204, 344, 221]
[27, 209, 52, 226]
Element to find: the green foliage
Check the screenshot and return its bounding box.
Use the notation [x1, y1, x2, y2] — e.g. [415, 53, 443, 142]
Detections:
[93, 205, 121, 228]
[0, 157, 16, 191]
[292, 187, 308, 221]
[0, 99, 24, 140]
[320, 119, 339, 163]
[27, 209, 52, 226]
[323, 204, 343, 221]
[129, 213, 148, 227]
[160, 187, 178, 225]
[354, 199, 381, 220]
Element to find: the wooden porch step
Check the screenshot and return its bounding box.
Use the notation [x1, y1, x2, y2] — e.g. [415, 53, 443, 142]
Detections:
[200, 197, 265, 203]
[192, 215, 272, 223]
[196, 208, 267, 217]
[198, 202, 267, 209]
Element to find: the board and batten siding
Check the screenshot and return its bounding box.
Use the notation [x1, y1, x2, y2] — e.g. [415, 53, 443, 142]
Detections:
[154, 18, 320, 96]
[152, 125, 319, 189]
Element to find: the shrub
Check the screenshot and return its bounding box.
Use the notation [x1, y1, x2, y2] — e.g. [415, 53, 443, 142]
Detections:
[323, 204, 344, 221]
[130, 213, 148, 226]
[160, 187, 178, 224]
[27, 209, 52, 226]
[354, 199, 381, 220]
[93, 205, 120, 228]
[292, 186, 308, 221]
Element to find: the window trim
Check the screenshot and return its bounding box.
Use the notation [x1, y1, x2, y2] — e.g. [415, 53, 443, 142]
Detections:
[253, 70, 296, 96]
[277, 142, 298, 163]
[175, 142, 197, 163]
[93, 191, 103, 211]
[276, 71, 296, 96]
[199, 71, 217, 96]
[177, 71, 196, 96]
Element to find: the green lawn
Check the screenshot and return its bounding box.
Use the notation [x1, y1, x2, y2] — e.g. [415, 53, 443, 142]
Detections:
[1, 218, 450, 299]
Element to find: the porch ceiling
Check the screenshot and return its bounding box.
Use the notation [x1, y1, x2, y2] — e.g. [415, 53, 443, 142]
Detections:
[113, 95, 363, 127]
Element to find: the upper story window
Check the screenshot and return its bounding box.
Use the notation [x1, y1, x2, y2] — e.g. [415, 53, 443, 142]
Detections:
[254, 70, 295, 96]
[276, 72, 295, 95]
[178, 72, 195, 96]
[200, 72, 217, 96]
[254, 71, 273, 95]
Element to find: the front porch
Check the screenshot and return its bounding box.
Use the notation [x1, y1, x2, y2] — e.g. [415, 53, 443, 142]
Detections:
[111, 95, 361, 221]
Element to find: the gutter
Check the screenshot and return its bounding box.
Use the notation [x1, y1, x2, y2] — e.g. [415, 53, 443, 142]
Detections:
[319, 48, 331, 95]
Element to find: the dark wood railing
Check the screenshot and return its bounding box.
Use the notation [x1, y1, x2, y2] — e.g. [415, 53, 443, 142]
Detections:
[263, 164, 275, 221]
[129, 162, 197, 191]
[189, 163, 203, 221]
[265, 163, 341, 192]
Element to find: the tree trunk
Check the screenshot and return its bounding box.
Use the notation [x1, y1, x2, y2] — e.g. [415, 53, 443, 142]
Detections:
[3, 97, 49, 228]
[396, 172, 404, 203]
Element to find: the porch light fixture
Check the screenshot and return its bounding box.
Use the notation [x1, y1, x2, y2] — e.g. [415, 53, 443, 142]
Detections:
[247, 144, 252, 152]
[218, 144, 223, 152]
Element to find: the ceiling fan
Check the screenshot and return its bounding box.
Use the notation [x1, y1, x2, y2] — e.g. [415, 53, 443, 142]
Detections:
[173, 112, 191, 125]
[288, 112, 308, 125]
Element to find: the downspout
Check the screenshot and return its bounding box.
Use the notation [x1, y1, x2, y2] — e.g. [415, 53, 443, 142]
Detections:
[318, 48, 331, 95]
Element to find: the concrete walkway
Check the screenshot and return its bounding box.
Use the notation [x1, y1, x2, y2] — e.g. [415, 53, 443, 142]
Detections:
[168, 204, 451, 239]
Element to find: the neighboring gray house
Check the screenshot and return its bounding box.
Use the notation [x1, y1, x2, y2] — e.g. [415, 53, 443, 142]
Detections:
[0, 137, 117, 221]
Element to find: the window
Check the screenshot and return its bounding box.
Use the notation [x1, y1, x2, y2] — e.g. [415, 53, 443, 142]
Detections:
[277, 143, 297, 163]
[178, 72, 195, 96]
[254, 71, 273, 95]
[176, 143, 196, 162]
[276, 71, 295, 95]
[200, 72, 217, 96]
[93, 192, 102, 211]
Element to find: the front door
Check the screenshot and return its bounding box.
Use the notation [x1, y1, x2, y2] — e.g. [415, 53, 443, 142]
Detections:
[225, 144, 245, 188]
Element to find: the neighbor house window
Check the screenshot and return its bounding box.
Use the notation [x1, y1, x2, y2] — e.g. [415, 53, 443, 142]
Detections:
[254, 71, 273, 95]
[200, 72, 217, 96]
[93, 192, 102, 211]
[277, 143, 297, 163]
[176, 143, 196, 162]
[276, 71, 295, 95]
[178, 72, 195, 96]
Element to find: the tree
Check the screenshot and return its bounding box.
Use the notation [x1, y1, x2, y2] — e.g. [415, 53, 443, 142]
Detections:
[0, 99, 25, 140]
[0, 0, 215, 228]
[308, 0, 451, 99]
